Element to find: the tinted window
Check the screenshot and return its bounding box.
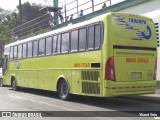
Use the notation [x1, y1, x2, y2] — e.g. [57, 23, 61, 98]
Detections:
[46, 37, 52, 55]
[95, 24, 101, 48]
[18, 45, 22, 59]
[27, 42, 33, 57]
[57, 34, 61, 53]
[39, 39, 45, 55]
[53, 34, 60, 53]
[23, 44, 27, 58]
[71, 30, 78, 52]
[53, 35, 57, 53]
[88, 25, 94, 49]
[14, 46, 18, 59]
[33, 41, 38, 57]
[10, 47, 13, 59]
[79, 28, 86, 51]
[4, 47, 10, 54]
[61, 32, 69, 53]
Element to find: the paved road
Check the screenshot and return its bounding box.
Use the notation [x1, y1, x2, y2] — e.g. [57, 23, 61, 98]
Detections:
[0, 86, 159, 120]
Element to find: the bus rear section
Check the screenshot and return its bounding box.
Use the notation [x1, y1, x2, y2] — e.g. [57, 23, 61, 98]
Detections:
[104, 13, 157, 97]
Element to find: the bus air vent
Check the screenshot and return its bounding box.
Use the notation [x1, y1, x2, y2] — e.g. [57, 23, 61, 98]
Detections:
[81, 71, 99, 81]
[82, 82, 100, 95]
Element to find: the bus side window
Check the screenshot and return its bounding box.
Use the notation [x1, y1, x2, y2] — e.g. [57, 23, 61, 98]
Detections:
[88, 25, 95, 49]
[39, 38, 45, 56]
[14, 46, 18, 59]
[4, 47, 10, 54]
[23, 44, 27, 58]
[33, 41, 38, 57]
[95, 23, 101, 49]
[71, 30, 78, 52]
[27, 42, 33, 58]
[10, 47, 13, 60]
[79, 28, 86, 51]
[61, 32, 69, 53]
[18, 44, 22, 59]
[57, 34, 61, 53]
[46, 37, 52, 55]
[53, 35, 57, 53]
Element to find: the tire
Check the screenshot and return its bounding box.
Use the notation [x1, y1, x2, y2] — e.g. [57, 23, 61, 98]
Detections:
[58, 79, 69, 100]
[12, 78, 18, 91]
[0, 79, 3, 87]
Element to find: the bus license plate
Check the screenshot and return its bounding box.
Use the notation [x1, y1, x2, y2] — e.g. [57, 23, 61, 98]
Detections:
[132, 72, 142, 79]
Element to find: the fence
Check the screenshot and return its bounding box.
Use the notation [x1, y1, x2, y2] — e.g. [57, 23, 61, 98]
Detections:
[9, 0, 111, 41]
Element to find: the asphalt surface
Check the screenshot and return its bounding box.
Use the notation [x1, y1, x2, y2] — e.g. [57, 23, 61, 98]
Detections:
[0, 86, 159, 120]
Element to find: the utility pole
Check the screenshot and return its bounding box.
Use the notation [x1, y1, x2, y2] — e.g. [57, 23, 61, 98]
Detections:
[19, 0, 22, 24]
[64, 0, 66, 21]
[54, 0, 59, 25]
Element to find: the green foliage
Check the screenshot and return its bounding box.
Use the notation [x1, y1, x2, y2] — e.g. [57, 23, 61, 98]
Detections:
[0, 2, 52, 41]
[17, 2, 46, 23]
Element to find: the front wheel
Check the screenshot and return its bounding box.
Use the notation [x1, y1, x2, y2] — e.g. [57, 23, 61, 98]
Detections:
[0, 79, 3, 87]
[58, 79, 69, 100]
[12, 79, 18, 91]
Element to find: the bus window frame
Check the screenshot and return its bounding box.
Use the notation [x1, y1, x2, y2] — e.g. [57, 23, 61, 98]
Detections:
[4, 47, 10, 54]
[27, 41, 33, 58]
[9, 46, 14, 60]
[45, 36, 53, 56]
[71, 29, 79, 53]
[53, 34, 61, 54]
[88, 25, 95, 50]
[38, 38, 46, 56]
[94, 23, 102, 50]
[79, 27, 87, 52]
[61, 32, 69, 54]
[17, 44, 23, 59]
[33, 40, 38, 58]
[8, 21, 104, 61]
[22, 43, 27, 59]
[87, 22, 102, 51]
[13, 46, 18, 59]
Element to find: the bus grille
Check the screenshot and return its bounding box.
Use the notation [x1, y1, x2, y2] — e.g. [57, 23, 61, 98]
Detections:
[81, 71, 99, 81]
[82, 82, 100, 94]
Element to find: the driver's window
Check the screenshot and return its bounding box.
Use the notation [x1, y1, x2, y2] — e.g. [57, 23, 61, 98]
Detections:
[2, 56, 8, 74]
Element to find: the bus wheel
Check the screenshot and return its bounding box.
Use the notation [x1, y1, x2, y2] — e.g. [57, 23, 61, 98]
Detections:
[0, 79, 3, 87]
[58, 79, 69, 100]
[12, 78, 18, 91]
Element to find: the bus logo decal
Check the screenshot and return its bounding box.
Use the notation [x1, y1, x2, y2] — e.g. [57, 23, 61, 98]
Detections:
[113, 16, 152, 40]
[128, 18, 146, 25]
[136, 25, 152, 40]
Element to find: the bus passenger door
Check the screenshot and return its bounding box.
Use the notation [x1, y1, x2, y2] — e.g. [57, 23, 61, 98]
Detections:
[2, 55, 8, 75]
[71, 70, 80, 94]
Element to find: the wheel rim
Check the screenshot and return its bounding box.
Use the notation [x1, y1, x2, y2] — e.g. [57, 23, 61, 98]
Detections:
[60, 81, 68, 98]
[0, 79, 2, 87]
[12, 80, 16, 89]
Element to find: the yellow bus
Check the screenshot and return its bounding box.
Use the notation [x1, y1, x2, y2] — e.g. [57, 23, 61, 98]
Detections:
[1, 12, 157, 100]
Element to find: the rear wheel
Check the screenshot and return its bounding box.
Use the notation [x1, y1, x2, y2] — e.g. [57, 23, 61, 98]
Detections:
[12, 78, 18, 91]
[58, 79, 69, 100]
[0, 79, 3, 87]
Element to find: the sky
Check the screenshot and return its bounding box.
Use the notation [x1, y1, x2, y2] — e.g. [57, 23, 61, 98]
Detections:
[0, 0, 124, 11]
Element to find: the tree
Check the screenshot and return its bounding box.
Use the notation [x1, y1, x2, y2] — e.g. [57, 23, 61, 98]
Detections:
[16, 2, 46, 23]
[0, 2, 51, 41]
[0, 8, 10, 41]
[12, 2, 52, 38]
